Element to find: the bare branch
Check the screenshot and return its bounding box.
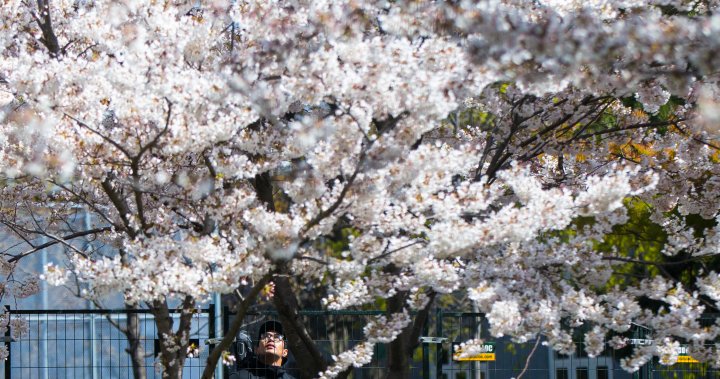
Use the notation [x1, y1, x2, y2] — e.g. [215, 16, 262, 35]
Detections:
[368, 240, 427, 264]
[7, 226, 112, 263]
[602, 255, 712, 266]
[64, 113, 133, 159]
[516, 337, 542, 379]
[300, 153, 364, 236]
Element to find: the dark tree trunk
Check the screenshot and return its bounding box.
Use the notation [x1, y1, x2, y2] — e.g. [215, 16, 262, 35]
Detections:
[201, 274, 272, 379]
[124, 306, 148, 379]
[273, 271, 327, 379]
[384, 264, 437, 379]
[254, 162, 327, 378]
[386, 291, 412, 379]
[152, 298, 193, 379]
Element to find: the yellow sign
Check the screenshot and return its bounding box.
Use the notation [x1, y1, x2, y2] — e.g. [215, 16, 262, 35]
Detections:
[674, 345, 700, 364]
[454, 353, 496, 361]
[452, 342, 496, 361]
[676, 356, 700, 363]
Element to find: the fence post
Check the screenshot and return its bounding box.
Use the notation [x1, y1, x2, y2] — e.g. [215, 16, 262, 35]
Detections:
[222, 306, 230, 379]
[436, 308, 443, 378]
[4, 306, 10, 379]
[422, 316, 429, 379]
[208, 305, 220, 379]
[208, 305, 215, 346]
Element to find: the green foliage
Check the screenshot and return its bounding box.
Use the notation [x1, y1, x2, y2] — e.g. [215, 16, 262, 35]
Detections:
[651, 96, 685, 136]
[593, 199, 666, 289]
[552, 197, 719, 302]
[587, 111, 619, 140]
[620, 95, 642, 110]
[319, 226, 361, 260]
[442, 107, 494, 132]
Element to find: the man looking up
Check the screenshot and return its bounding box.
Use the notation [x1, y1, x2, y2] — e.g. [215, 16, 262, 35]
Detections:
[230, 320, 297, 379]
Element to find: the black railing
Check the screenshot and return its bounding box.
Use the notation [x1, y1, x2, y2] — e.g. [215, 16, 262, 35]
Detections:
[3, 307, 214, 379]
[2, 308, 719, 379]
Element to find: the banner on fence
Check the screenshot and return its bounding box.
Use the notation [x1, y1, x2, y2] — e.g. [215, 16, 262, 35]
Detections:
[674, 345, 700, 364]
[452, 342, 495, 361]
[633, 340, 700, 364]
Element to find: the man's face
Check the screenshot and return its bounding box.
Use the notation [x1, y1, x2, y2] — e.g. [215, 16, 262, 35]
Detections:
[255, 331, 288, 366]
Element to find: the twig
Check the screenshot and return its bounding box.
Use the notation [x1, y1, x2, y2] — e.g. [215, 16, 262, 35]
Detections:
[368, 240, 427, 263]
[515, 337, 541, 379]
[602, 255, 710, 266]
[8, 226, 112, 263]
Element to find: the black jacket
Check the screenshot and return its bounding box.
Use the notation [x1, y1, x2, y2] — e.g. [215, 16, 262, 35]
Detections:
[229, 358, 297, 379]
[229, 329, 297, 379]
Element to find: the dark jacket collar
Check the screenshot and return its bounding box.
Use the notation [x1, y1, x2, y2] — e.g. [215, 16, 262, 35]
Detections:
[242, 358, 293, 378]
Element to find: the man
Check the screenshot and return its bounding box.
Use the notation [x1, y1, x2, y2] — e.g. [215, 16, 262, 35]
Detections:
[230, 320, 297, 379]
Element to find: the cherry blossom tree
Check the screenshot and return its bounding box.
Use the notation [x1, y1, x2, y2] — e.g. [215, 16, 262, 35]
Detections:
[2, 1, 720, 379]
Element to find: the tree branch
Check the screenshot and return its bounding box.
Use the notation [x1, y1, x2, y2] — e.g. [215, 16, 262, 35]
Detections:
[101, 176, 137, 238]
[575, 119, 685, 140]
[7, 226, 111, 263]
[368, 240, 427, 264]
[201, 273, 272, 379]
[300, 154, 363, 236]
[64, 113, 133, 159]
[30, 0, 61, 55]
[50, 180, 119, 229]
[602, 255, 711, 266]
[516, 337, 542, 379]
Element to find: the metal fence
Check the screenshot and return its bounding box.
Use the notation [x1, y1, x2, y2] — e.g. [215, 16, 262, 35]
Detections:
[2, 308, 719, 379]
[223, 310, 425, 379]
[2, 307, 215, 379]
[435, 311, 720, 379]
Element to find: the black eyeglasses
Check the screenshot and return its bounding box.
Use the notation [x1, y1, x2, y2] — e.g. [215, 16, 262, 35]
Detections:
[259, 332, 284, 342]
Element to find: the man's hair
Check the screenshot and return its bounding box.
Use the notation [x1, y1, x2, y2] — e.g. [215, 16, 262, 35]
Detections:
[256, 320, 288, 365]
[257, 320, 284, 342]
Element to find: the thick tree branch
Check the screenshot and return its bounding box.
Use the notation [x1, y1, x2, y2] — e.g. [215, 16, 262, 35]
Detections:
[272, 270, 327, 379]
[101, 176, 137, 238]
[406, 291, 436, 355]
[30, 0, 61, 56]
[201, 273, 272, 379]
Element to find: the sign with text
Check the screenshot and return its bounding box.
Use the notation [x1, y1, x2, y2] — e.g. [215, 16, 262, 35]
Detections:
[675, 345, 700, 364]
[658, 345, 700, 364]
[676, 355, 700, 363]
[452, 342, 496, 361]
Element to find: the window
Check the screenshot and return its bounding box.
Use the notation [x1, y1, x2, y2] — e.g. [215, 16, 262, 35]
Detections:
[556, 368, 569, 379]
[576, 367, 589, 379]
[597, 366, 609, 379]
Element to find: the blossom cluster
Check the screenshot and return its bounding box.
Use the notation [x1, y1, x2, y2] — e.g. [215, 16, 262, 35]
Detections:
[1, 0, 720, 376]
